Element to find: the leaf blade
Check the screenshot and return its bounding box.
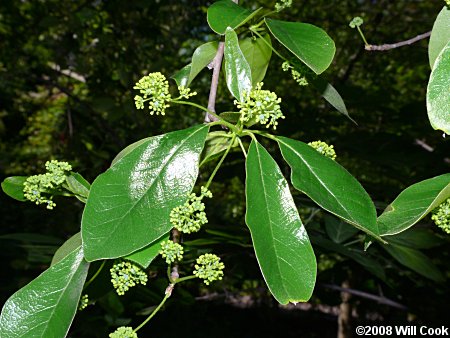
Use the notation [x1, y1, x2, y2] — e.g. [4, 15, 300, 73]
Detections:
[428, 6, 450, 69]
[245, 140, 316, 304]
[426, 41, 450, 135]
[224, 28, 253, 101]
[82, 125, 209, 261]
[239, 34, 272, 85]
[0, 247, 89, 338]
[265, 18, 335, 74]
[207, 0, 259, 35]
[277, 137, 380, 241]
[378, 173, 450, 236]
[1, 176, 27, 201]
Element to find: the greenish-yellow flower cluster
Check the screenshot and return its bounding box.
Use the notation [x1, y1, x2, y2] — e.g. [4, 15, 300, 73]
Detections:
[133, 72, 171, 115]
[177, 85, 197, 99]
[282, 62, 308, 86]
[275, 0, 292, 12]
[109, 326, 137, 338]
[170, 187, 212, 234]
[432, 198, 450, 234]
[349, 17, 364, 28]
[193, 253, 225, 285]
[235, 82, 284, 130]
[23, 160, 72, 209]
[110, 261, 148, 296]
[446, 0, 450, 7]
[78, 294, 89, 311]
[308, 141, 337, 160]
[160, 240, 184, 264]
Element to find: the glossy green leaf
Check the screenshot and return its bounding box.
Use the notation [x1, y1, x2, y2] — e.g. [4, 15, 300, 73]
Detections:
[426, 41, 450, 135]
[64, 172, 90, 202]
[82, 125, 209, 261]
[0, 247, 89, 337]
[110, 137, 151, 167]
[224, 28, 252, 101]
[219, 111, 240, 124]
[240, 34, 272, 85]
[189, 41, 218, 85]
[324, 215, 359, 244]
[1, 176, 27, 201]
[277, 137, 381, 241]
[171, 64, 191, 87]
[429, 6, 450, 69]
[310, 77, 355, 123]
[125, 234, 168, 268]
[383, 244, 444, 282]
[207, 0, 261, 35]
[51, 232, 82, 266]
[246, 140, 316, 304]
[265, 18, 335, 74]
[200, 131, 237, 167]
[378, 173, 450, 236]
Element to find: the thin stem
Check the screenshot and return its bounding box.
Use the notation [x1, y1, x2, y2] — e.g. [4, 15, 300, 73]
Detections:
[250, 129, 277, 141]
[237, 137, 247, 158]
[357, 27, 369, 47]
[174, 275, 197, 284]
[167, 265, 172, 282]
[134, 293, 171, 332]
[365, 31, 431, 51]
[251, 29, 287, 61]
[83, 260, 106, 290]
[205, 134, 237, 189]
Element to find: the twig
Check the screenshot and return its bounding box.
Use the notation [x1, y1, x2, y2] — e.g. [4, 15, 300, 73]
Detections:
[365, 31, 431, 51]
[205, 42, 225, 123]
[204, 0, 238, 122]
[321, 283, 408, 310]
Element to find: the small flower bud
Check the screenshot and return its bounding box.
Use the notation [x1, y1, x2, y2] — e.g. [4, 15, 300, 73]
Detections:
[432, 199, 450, 234]
[170, 187, 212, 234]
[235, 82, 284, 130]
[109, 326, 138, 338]
[178, 86, 197, 99]
[133, 72, 171, 116]
[275, 0, 292, 12]
[193, 253, 225, 285]
[78, 294, 89, 311]
[308, 141, 337, 160]
[349, 17, 364, 29]
[159, 240, 184, 264]
[110, 261, 148, 296]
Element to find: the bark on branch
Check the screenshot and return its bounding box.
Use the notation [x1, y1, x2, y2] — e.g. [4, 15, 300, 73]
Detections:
[365, 31, 431, 51]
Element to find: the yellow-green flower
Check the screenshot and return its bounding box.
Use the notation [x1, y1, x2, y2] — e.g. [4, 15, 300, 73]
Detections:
[308, 141, 337, 160]
[432, 199, 450, 234]
[110, 261, 148, 296]
[193, 253, 225, 285]
[109, 326, 137, 338]
[160, 240, 184, 264]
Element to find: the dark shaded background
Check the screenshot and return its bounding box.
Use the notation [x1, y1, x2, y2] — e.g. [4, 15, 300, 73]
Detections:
[0, 1, 449, 337]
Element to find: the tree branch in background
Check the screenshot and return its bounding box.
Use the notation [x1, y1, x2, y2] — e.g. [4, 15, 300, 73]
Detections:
[365, 31, 431, 51]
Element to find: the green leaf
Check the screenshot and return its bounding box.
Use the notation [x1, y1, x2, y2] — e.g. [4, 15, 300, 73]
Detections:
[382, 244, 444, 282]
[384, 228, 445, 250]
[239, 34, 272, 85]
[1, 176, 27, 201]
[82, 125, 209, 261]
[125, 233, 168, 268]
[171, 64, 191, 87]
[310, 77, 355, 123]
[265, 18, 335, 74]
[110, 137, 151, 167]
[51, 232, 82, 266]
[65, 172, 90, 202]
[0, 247, 89, 337]
[277, 137, 381, 241]
[224, 28, 252, 101]
[429, 6, 450, 69]
[311, 236, 385, 281]
[189, 41, 219, 85]
[200, 131, 237, 167]
[426, 41, 450, 135]
[324, 215, 359, 244]
[246, 140, 316, 304]
[207, 0, 261, 35]
[378, 173, 450, 236]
